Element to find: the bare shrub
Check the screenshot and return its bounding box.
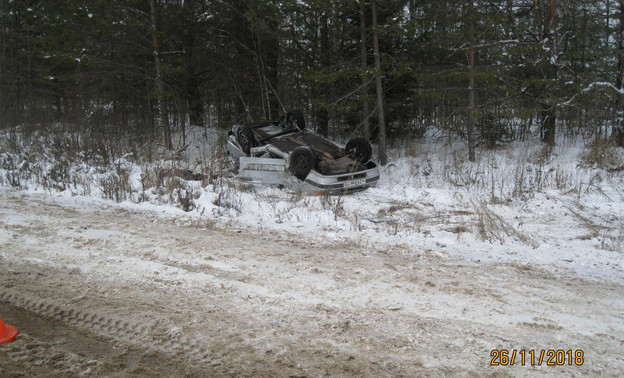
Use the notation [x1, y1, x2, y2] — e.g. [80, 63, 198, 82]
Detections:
[405, 137, 423, 158]
[140, 166, 163, 199]
[0, 130, 41, 189]
[45, 161, 72, 191]
[200, 129, 232, 187]
[1, 153, 24, 188]
[98, 165, 132, 202]
[443, 150, 481, 187]
[172, 186, 198, 212]
[165, 176, 201, 212]
[213, 181, 247, 214]
[529, 144, 553, 165]
[580, 138, 624, 170]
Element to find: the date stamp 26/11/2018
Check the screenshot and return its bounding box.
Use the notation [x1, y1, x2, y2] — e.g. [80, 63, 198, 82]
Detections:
[490, 349, 584, 366]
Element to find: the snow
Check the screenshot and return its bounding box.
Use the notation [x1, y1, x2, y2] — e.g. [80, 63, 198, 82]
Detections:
[564, 81, 624, 105]
[1, 179, 622, 375]
[1, 125, 623, 288]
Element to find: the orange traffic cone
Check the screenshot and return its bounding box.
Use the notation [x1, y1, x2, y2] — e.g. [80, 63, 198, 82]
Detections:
[0, 317, 18, 345]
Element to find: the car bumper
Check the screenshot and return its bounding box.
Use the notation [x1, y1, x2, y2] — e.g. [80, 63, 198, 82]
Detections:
[295, 164, 380, 194]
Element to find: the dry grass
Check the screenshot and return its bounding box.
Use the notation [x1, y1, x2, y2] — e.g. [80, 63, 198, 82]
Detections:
[472, 199, 538, 247]
[320, 191, 345, 220]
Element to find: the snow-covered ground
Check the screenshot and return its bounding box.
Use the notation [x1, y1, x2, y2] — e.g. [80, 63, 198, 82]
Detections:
[4, 125, 621, 284]
[1, 188, 623, 376]
[1, 125, 623, 375]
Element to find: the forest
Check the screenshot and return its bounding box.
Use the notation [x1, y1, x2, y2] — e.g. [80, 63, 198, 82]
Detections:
[1, 0, 624, 163]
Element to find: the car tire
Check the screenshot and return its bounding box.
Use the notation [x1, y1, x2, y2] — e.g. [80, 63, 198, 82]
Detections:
[345, 137, 372, 163]
[286, 109, 305, 130]
[289, 146, 316, 180]
[236, 125, 256, 155]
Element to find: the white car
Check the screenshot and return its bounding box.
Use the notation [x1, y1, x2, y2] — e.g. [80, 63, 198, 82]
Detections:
[226, 110, 380, 194]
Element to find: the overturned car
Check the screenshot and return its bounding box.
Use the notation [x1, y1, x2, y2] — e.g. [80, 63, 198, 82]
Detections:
[226, 110, 380, 194]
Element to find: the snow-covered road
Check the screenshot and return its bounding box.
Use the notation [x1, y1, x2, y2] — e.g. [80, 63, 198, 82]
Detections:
[1, 190, 623, 377]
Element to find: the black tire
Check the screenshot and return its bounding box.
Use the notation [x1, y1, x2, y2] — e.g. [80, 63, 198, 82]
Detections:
[289, 146, 316, 180]
[286, 109, 305, 130]
[345, 137, 372, 163]
[236, 125, 256, 155]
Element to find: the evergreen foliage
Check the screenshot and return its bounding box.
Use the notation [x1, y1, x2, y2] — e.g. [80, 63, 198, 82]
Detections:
[1, 0, 622, 153]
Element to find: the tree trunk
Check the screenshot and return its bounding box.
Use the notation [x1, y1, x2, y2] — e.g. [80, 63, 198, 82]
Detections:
[541, 0, 558, 147]
[541, 107, 556, 145]
[359, 0, 370, 139]
[317, 11, 330, 137]
[616, 0, 624, 90]
[606, 0, 611, 48]
[467, 0, 476, 162]
[187, 72, 203, 127]
[182, 2, 203, 128]
[150, 0, 172, 150]
[372, 1, 387, 165]
[615, 1, 624, 147]
[265, 18, 281, 119]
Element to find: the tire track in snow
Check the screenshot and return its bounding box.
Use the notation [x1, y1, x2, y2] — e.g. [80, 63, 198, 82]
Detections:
[0, 290, 217, 365]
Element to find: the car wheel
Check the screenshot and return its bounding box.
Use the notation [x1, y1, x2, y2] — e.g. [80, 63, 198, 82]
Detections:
[236, 125, 256, 155]
[289, 146, 316, 180]
[345, 137, 372, 163]
[286, 109, 305, 130]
